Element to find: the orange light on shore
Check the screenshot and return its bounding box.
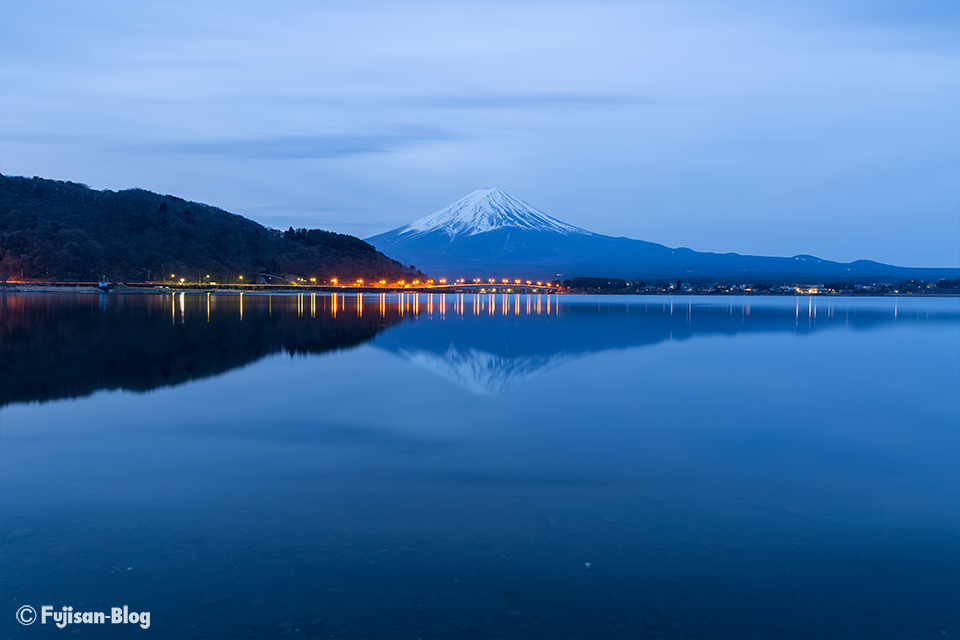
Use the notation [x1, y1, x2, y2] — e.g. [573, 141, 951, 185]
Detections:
[331, 278, 338, 284]
[356, 279, 363, 285]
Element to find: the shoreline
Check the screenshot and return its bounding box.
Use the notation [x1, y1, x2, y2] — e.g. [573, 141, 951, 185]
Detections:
[1, 284, 956, 298]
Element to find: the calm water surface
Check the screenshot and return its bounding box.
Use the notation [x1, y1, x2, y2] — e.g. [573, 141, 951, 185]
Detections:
[2, 292, 958, 639]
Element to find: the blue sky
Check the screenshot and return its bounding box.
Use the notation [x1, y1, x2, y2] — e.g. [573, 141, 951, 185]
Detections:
[1, 1, 957, 266]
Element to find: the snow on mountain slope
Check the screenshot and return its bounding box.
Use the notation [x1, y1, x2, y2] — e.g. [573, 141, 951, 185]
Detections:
[365, 187, 952, 281]
[397, 187, 590, 239]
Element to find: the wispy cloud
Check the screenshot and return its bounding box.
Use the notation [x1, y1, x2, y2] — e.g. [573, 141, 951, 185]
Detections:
[168, 129, 452, 159]
[399, 94, 662, 110]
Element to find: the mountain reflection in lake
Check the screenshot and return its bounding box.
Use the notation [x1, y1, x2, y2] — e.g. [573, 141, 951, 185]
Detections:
[0, 292, 404, 407]
[2, 293, 958, 638]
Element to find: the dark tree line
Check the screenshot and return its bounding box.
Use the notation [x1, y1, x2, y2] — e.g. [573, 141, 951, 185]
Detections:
[0, 175, 423, 283]
[563, 277, 629, 291]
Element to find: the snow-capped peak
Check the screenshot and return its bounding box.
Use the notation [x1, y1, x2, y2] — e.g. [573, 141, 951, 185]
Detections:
[398, 187, 590, 239]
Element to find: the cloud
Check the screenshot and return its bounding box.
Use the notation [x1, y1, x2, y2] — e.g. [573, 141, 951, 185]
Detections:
[167, 129, 452, 160]
[398, 94, 662, 110]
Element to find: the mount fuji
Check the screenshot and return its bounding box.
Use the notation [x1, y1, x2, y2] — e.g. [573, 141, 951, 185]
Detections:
[385, 187, 588, 239]
[367, 188, 954, 282]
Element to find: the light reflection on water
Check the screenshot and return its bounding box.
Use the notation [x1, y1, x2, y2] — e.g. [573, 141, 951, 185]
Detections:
[147, 292, 570, 320]
[1, 293, 958, 638]
[125, 290, 934, 325]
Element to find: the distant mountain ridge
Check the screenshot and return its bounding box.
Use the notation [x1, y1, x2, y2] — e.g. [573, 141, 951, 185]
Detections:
[368, 189, 957, 282]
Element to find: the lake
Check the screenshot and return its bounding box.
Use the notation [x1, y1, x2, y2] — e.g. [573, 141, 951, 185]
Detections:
[2, 292, 958, 638]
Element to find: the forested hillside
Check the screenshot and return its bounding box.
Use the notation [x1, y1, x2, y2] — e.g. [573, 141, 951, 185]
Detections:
[0, 175, 422, 283]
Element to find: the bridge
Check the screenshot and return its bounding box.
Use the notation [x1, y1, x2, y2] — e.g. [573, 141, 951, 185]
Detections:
[400, 282, 559, 294]
[125, 281, 560, 294]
